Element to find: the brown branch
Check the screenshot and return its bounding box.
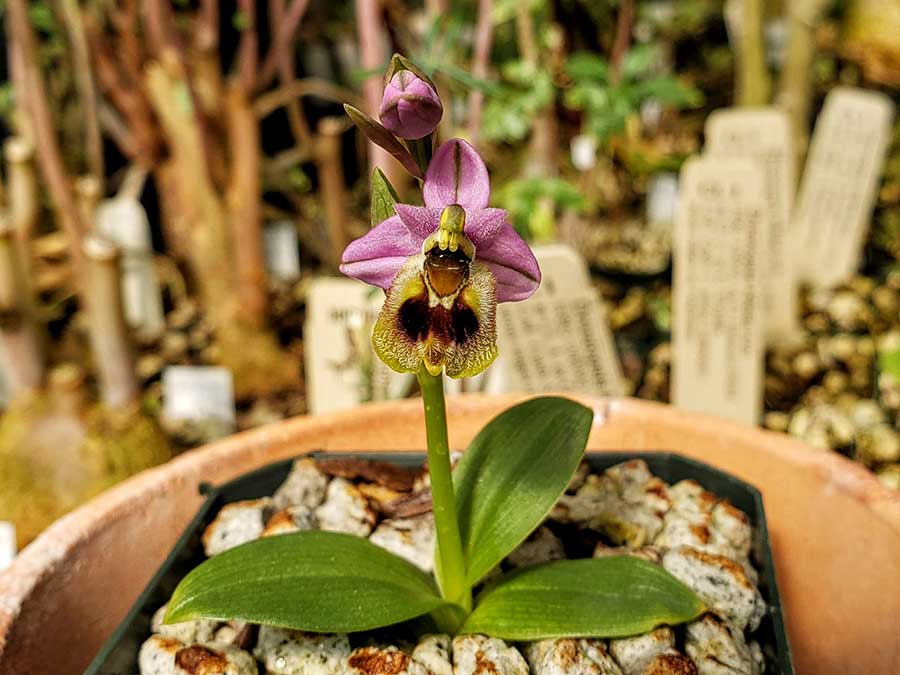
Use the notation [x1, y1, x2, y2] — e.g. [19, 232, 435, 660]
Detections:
[59, 0, 105, 182]
[83, 236, 138, 409]
[254, 78, 367, 118]
[268, 0, 312, 145]
[226, 82, 267, 325]
[609, 0, 634, 83]
[236, 0, 259, 95]
[85, 16, 162, 167]
[316, 118, 351, 269]
[355, 0, 396, 178]
[256, 0, 311, 91]
[467, 0, 494, 143]
[6, 0, 87, 290]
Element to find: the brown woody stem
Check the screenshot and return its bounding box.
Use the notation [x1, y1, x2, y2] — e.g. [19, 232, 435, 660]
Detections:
[0, 220, 43, 394]
[83, 235, 138, 409]
[226, 82, 267, 325]
[316, 117, 350, 269]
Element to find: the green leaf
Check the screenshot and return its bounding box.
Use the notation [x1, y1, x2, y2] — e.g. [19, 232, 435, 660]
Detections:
[566, 52, 610, 83]
[621, 44, 662, 81]
[462, 557, 705, 640]
[370, 168, 400, 228]
[343, 104, 424, 178]
[166, 531, 451, 632]
[454, 397, 593, 585]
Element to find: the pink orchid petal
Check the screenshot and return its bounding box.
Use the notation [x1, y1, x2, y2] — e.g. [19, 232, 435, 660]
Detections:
[464, 207, 507, 245]
[474, 222, 541, 302]
[423, 139, 490, 209]
[339, 215, 425, 289]
[394, 204, 443, 239]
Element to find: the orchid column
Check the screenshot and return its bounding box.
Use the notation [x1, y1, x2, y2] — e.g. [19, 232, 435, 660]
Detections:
[341, 57, 540, 614]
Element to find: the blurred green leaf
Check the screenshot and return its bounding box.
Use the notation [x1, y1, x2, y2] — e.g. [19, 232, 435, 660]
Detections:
[566, 52, 610, 83]
[462, 557, 705, 639]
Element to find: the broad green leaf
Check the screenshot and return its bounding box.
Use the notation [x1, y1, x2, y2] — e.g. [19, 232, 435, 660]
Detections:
[566, 52, 610, 83]
[621, 44, 662, 81]
[454, 397, 593, 585]
[344, 104, 423, 178]
[462, 557, 705, 639]
[370, 168, 400, 228]
[166, 531, 450, 632]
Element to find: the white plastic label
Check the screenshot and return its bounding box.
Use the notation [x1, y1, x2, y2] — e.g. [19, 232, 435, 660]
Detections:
[162, 366, 236, 429]
[794, 87, 894, 288]
[672, 156, 768, 425]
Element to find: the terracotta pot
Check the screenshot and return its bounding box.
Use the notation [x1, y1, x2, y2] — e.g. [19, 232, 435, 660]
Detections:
[1, 396, 899, 674]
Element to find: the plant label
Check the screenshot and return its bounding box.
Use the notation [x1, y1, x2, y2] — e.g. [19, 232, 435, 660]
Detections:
[646, 172, 679, 231]
[570, 134, 598, 171]
[95, 198, 165, 341]
[305, 278, 414, 414]
[794, 87, 895, 288]
[0, 521, 15, 572]
[264, 220, 302, 283]
[162, 366, 236, 430]
[672, 156, 767, 425]
[486, 244, 624, 397]
[705, 107, 800, 345]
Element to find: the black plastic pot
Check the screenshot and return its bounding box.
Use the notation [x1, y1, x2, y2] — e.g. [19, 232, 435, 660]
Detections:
[87, 452, 794, 674]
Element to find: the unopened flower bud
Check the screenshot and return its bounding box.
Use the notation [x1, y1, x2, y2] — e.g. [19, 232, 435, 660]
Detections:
[379, 71, 443, 140]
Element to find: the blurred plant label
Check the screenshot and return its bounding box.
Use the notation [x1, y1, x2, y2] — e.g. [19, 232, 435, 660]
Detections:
[162, 366, 235, 430]
[646, 172, 679, 232]
[794, 87, 895, 288]
[305, 278, 413, 414]
[95, 198, 165, 341]
[705, 107, 799, 345]
[673, 157, 767, 425]
[264, 220, 302, 283]
[486, 244, 624, 397]
[0, 521, 15, 572]
[570, 134, 598, 171]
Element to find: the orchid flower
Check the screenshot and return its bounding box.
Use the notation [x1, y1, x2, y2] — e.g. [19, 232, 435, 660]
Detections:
[340, 139, 541, 378]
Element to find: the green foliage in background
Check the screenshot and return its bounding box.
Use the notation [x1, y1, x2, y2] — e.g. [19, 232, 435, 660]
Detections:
[564, 45, 703, 146]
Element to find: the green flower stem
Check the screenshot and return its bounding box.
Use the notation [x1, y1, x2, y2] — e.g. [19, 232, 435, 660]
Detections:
[417, 368, 471, 615]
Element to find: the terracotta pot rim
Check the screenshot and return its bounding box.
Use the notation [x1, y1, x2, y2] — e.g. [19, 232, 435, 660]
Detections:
[3, 396, 900, 649]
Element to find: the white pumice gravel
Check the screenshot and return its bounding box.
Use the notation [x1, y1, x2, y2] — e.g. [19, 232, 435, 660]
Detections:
[369, 514, 435, 571]
[262, 505, 318, 537]
[139, 636, 258, 675]
[608, 627, 675, 675]
[661, 547, 765, 632]
[452, 635, 529, 675]
[253, 627, 351, 675]
[641, 651, 699, 675]
[505, 525, 565, 568]
[151, 604, 220, 644]
[525, 638, 623, 675]
[314, 477, 377, 537]
[139, 635, 186, 675]
[592, 544, 664, 565]
[272, 458, 330, 510]
[551, 460, 671, 546]
[411, 634, 454, 675]
[653, 481, 752, 564]
[202, 498, 272, 556]
[685, 615, 761, 675]
[173, 642, 258, 674]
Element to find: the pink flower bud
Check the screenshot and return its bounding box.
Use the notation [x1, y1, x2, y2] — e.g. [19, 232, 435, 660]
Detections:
[379, 71, 443, 140]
